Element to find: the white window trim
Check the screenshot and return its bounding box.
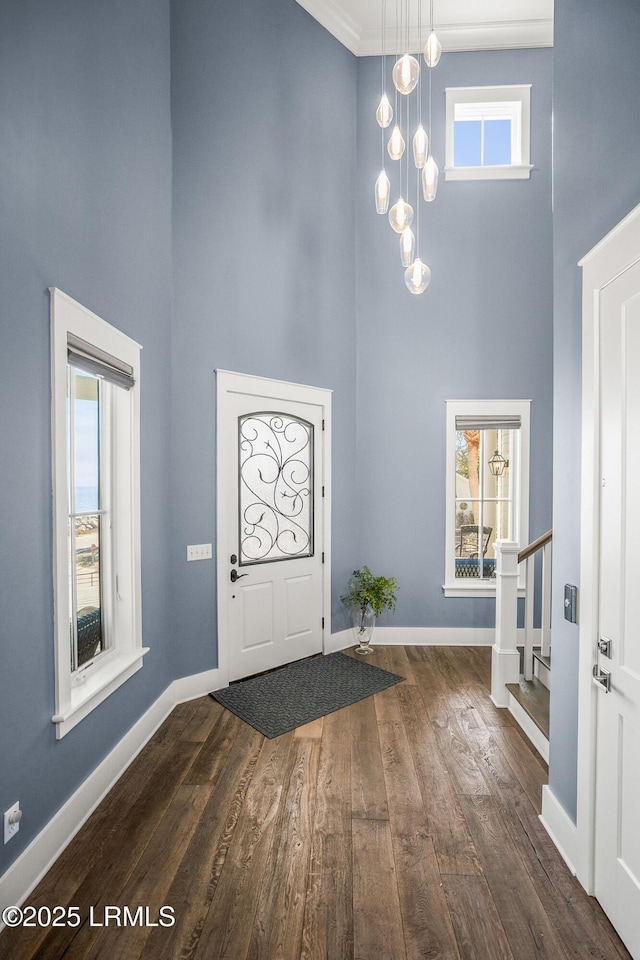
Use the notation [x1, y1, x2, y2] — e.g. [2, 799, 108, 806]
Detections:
[50, 288, 147, 738]
[444, 399, 531, 598]
[445, 84, 532, 181]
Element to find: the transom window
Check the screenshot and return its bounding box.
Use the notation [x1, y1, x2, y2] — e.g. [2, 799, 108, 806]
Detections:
[444, 400, 530, 597]
[445, 85, 532, 181]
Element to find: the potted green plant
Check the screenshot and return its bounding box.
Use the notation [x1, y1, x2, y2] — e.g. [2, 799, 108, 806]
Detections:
[341, 566, 398, 655]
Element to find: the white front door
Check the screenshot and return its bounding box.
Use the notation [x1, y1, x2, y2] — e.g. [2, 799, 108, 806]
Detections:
[216, 371, 330, 682]
[594, 259, 640, 957]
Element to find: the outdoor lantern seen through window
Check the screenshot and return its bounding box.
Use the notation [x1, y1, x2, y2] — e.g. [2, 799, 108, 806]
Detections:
[488, 449, 509, 477]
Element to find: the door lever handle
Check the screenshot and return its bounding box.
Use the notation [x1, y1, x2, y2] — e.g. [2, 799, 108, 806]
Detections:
[230, 569, 248, 583]
[592, 664, 611, 693]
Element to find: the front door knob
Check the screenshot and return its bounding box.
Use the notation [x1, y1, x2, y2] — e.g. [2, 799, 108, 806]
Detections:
[230, 569, 248, 583]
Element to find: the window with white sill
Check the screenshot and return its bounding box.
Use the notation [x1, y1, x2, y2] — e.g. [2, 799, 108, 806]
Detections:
[444, 400, 530, 597]
[50, 288, 146, 738]
[445, 85, 532, 181]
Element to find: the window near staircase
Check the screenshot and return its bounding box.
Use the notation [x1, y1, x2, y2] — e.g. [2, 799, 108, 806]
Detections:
[445, 85, 532, 181]
[444, 400, 530, 597]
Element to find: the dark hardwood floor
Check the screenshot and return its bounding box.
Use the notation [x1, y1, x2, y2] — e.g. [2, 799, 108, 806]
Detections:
[0, 646, 632, 960]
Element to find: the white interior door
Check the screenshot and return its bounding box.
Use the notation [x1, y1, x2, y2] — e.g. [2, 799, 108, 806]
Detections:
[217, 371, 330, 683]
[594, 260, 640, 958]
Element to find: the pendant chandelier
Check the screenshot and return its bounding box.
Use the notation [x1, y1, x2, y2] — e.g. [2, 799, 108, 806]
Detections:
[374, 0, 442, 295]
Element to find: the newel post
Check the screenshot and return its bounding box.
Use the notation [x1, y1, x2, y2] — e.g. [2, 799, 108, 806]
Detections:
[491, 539, 521, 707]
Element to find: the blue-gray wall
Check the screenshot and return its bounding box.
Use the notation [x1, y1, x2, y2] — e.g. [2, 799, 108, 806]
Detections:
[169, 0, 357, 674]
[550, 0, 640, 820]
[0, 0, 559, 879]
[0, 0, 356, 876]
[0, 0, 174, 874]
[355, 49, 553, 629]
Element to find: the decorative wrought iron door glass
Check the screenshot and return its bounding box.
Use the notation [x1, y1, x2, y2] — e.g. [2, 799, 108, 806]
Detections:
[238, 413, 314, 564]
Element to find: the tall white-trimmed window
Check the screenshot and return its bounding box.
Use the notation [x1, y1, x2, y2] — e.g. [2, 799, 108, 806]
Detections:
[444, 400, 530, 597]
[445, 85, 532, 181]
[51, 288, 146, 738]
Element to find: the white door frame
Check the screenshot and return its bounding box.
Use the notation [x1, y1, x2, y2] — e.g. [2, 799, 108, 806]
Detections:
[575, 202, 640, 893]
[215, 369, 332, 687]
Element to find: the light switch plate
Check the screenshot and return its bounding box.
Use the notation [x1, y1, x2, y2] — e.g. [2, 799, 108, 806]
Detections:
[187, 543, 212, 562]
[564, 583, 577, 623]
[4, 802, 21, 844]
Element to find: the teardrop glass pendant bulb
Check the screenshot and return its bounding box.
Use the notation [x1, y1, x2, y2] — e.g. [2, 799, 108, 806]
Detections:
[412, 124, 429, 169]
[374, 169, 391, 214]
[422, 155, 439, 201]
[423, 31, 442, 67]
[376, 92, 393, 128]
[392, 54, 420, 95]
[400, 227, 415, 267]
[387, 124, 405, 161]
[404, 257, 432, 295]
[388, 196, 414, 234]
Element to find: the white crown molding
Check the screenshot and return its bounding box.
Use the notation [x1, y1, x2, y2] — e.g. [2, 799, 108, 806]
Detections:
[359, 19, 553, 56]
[294, 0, 553, 56]
[294, 0, 362, 55]
[440, 18, 553, 52]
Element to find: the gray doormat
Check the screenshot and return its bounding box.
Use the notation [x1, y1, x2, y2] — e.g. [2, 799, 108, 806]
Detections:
[210, 651, 404, 738]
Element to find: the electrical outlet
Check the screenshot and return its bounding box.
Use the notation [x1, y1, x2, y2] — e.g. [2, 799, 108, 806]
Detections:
[4, 802, 22, 844]
[187, 543, 213, 562]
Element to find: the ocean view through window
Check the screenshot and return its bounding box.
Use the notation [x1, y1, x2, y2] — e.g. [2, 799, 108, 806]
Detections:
[51, 288, 145, 737]
[67, 367, 105, 670]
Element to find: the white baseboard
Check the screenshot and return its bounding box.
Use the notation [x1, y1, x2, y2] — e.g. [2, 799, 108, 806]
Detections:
[508, 691, 549, 763]
[172, 668, 224, 701]
[372, 626, 495, 645]
[0, 667, 221, 926]
[330, 626, 496, 647]
[0, 622, 552, 925]
[540, 785, 579, 878]
[325, 629, 352, 654]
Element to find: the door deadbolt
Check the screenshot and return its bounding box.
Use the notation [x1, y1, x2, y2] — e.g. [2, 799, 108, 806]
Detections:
[230, 554, 238, 564]
[598, 637, 612, 658]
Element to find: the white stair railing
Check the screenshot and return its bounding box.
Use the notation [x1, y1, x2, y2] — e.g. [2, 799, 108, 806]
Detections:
[491, 540, 521, 707]
[491, 531, 553, 704]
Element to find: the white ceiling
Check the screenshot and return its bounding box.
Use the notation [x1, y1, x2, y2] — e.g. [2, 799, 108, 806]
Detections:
[294, 0, 554, 56]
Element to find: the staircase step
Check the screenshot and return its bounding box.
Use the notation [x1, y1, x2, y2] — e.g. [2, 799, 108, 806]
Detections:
[533, 651, 551, 690]
[516, 645, 551, 689]
[517, 645, 551, 667]
[506, 676, 549, 739]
